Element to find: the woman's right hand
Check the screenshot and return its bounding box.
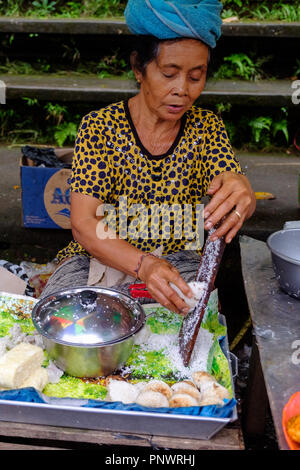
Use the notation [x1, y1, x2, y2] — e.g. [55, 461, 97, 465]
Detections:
[138, 255, 194, 315]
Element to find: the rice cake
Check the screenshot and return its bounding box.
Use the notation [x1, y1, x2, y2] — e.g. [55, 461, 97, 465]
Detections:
[21, 367, 49, 392]
[0, 343, 44, 388]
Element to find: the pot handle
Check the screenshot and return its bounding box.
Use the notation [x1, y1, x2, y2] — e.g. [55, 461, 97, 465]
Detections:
[229, 352, 238, 379]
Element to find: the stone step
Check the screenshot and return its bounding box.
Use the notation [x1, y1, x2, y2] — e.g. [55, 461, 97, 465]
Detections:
[1, 74, 296, 107]
[0, 17, 300, 38]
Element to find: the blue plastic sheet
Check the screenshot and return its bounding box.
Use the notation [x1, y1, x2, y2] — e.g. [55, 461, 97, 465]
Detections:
[0, 388, 45, 403]
[83, 398, 236, 418]
[0, 387, 236, 418]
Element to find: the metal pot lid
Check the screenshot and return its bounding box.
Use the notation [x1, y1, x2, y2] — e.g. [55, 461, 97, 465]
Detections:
[32, 287, 145, 346]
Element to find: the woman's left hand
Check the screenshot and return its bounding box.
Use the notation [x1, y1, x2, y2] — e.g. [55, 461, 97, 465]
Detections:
[203, 172, 256, 243]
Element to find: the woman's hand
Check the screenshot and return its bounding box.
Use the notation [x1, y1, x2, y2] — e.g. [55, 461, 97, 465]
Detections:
[203, 172, 256, 243]
[138, 256, 193, 315]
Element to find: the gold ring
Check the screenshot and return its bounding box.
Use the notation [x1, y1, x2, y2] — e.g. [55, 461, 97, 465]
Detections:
[234, 209, 242, 219]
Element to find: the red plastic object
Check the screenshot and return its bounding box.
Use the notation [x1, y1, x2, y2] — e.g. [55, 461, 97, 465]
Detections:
[282, 391, 300, 450]
[294, 128, 300, 152]
[129, 283, 152, 299]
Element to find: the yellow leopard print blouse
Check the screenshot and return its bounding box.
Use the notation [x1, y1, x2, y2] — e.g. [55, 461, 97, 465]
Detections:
[56, 100, 241, 261]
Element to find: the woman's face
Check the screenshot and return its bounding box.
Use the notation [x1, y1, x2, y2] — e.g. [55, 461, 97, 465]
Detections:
[135, 38, 209, 121]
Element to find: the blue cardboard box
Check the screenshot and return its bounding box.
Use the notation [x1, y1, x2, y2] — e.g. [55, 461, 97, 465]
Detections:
[20, 152, 72, 229]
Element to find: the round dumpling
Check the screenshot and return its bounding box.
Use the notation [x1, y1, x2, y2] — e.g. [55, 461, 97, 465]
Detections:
[171, 382, 201, 402]
[106, 379, 138, 404]
[169, 393, 199, 408]
[192, 371, 217, 391]
[143, 380, 172, 400]
[136, 390, 169, 408]
[199, 383, 230, 406]
[182, 380, 197, 388]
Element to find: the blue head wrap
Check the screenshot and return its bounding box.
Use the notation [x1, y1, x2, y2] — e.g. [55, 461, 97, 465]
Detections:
[125, 0, 223, 48]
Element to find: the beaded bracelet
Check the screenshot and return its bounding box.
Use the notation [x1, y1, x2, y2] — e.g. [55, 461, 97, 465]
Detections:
[134, 253, 157, 280]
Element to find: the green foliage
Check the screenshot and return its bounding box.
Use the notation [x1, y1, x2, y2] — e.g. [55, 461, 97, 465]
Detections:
[213, 103, 292, 151]
[22, 97, 39, 107]
[30, 0, 58, 16]
[44, 102, 67, 125]
[250, 3, 300, 22]
[0, 0, 26, 16]
[0, 55, 132, 78]
[214, 53, 271, 81]
[222, 0, 245, 6]
[221, 1, 300, 21]
[0, 58, 53, 75]
[0, 59, 35, 75]
[215, 102, 232, 116]
[248, 108, 289, 148]
[58, 1, 84, 17]
[0, 0, 127, 18]
[249, 116, 273, 144]
[0, 0, 299, 21]
[54, 121, 78, 147]
[81, 0, 127, 18]
[97, 51, 131, 78]
[0, 100, 293, 151]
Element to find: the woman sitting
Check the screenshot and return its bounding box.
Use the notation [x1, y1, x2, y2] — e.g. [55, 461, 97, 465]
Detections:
[41, 0, 256, 314]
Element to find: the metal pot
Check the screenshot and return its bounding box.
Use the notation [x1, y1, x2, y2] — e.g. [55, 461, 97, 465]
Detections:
[267, 228, 300, 299]
[31, 286, 146, 377]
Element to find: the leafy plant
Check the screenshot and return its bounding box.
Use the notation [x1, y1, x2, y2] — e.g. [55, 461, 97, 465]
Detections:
[8, 34, 14, 45]
[222, 0, 245, 6]
[221, 1, 300, 21]
[29, 0, 57, 16]
[214, 53, 268, 81]
[0, 59, 35, 75]
[239, 3, 300, 21]
[273, 119, 289, 143]
[0, 58, 53, 75]
[249, 116, 273, 144]
[1, 0, 26, 16]
[97, 51, 129, 78]
[248, 108, 289, 147]
[1, 0, 298, 21]
[44, 102, 67, 125]
[215, 102, 232, 115]
[35, 59, 51, 73]
[54, 121, 78, 146]
[22, 97, 39, 107]
[58, 1, 84, 17]
[82, 0, 127, 17]
[272, 107, 289, 143]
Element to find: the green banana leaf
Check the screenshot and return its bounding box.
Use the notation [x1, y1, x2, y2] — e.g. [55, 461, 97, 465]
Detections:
[0, 291, 232, 400]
